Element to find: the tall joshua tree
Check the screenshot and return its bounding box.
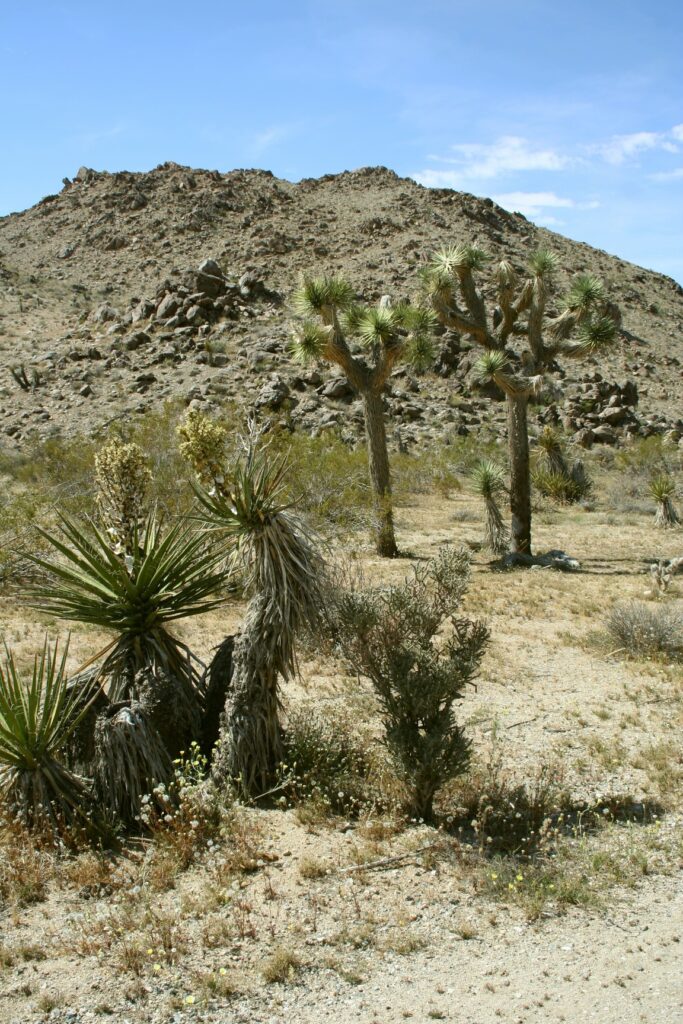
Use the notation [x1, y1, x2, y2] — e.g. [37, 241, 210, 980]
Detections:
[291, 277, 435, 557]
[423, 247, 618, 556]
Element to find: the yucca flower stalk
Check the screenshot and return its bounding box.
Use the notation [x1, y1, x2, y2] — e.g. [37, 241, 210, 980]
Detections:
[472, 461, 509, 555]
[650, 475, 680, 528]
[182, 416, 323, 798]
[424, 247, 618, 556]
[0, 639, 94, 834]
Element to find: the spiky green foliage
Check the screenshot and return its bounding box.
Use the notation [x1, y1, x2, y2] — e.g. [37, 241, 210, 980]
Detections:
[529, 249, 558, 277]
[290, 321, 331, 364]
[649, 475, 680, 528]
[536, 427, 568, 476]
[335, 547, 490, 821]
[292, 276, 355, 319]
[573, 314, 618, 355]
[474, 351, 537, 398]
[432, 244, 490, 274]
[565, 274, 605, 311]
[192, 439, 322, 685]
[28, 514, 227, 701]
[0, 640, 93, 833]
[472, 461, 509, 555]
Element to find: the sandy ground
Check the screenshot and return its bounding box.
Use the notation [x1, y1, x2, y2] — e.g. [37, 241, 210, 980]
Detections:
[1, 493, 682, 1024]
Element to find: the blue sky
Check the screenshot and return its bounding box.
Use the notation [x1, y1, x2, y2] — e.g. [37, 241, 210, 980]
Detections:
[1, 1, 682, 281]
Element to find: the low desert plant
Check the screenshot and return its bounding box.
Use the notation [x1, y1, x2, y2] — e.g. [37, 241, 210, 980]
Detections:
[605, 601, 682, 660]
[650, 474, 680, 528]
[532, 428, 592, 504]
[335, 546, 490, 821]
[0, 640, 95, 834]
[280, 706, 378, 817]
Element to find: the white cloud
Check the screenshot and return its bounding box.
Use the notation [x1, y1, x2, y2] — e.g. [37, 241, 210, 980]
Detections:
[595, 131, 661, 165]
[249, 123, 299, 156]
[592, 124, 683, 165]
[491, 191, 574, 217]
[418, 135, 569, 184]
[651, 167, 683, 182]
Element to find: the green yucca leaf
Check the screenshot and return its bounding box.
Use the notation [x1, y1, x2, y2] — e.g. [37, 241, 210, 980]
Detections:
[357, 306, 400, 348]
[0, 638, 95, 832]
[27, 514, 227, 634]
[472, 460, 506, 499]
[431, 244, 490, 274]
[395, 304, 438, 335]
[575, 313, 617, 354]
[496, 260, 517, 289]
[473, 349, 508, 382]
[649, 474, 676, 502]
[565, 274, 605, 311]
[293, 276, 355, 318]
[290, 322, 330, 364]
[404, 333, 436, 372]
[537, 426, 564, 456]
[419, 264, 454, 302]
[529, 250, 558, 278]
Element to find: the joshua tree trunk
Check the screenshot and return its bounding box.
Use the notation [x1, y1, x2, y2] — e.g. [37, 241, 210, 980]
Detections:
[363, 388, 398, 558]
[507, 395, 532, 555]
[213, 596, 284, 799]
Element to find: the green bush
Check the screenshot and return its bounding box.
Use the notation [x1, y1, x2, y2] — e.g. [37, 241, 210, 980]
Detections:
[335, 546, 490, 821]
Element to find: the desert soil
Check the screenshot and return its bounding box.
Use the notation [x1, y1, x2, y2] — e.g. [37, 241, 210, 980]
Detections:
[1, 493, 681, 1024]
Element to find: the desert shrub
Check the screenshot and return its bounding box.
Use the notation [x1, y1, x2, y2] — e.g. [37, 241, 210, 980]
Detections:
[139, 742, 224, 869]
[446, 760, 570, 856]
[605, 601, 682, 660]
[280, 706, 379, 817]
[335, 546, 490, 821]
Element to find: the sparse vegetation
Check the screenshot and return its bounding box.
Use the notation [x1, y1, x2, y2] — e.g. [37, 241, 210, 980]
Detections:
[605, 601, 682, 660]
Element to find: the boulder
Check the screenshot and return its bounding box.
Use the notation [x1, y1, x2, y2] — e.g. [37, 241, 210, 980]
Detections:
[592, 424, 617, 444]
[255, 375, 290, 410]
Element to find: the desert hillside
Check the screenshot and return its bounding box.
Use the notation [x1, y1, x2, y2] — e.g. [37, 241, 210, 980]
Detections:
[0, 164, 682, 450]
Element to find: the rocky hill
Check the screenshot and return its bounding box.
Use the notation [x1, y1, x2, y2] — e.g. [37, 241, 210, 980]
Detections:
[0, 163, 682, 450]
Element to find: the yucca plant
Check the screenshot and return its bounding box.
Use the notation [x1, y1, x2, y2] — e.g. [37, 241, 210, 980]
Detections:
[472, 460, 509, 555]
[424, 250, 619, 555]
[0, 639, 94, 834]
[533, 428, 592, 505]
[650, 475, 680, 528]
[291, 276, 436, 557]
[181, 416, 323, 799]
[29, 514, 227, 705]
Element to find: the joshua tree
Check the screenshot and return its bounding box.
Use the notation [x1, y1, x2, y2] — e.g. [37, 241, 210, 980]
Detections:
[472, 460, 509, 555]
[291, 276, 435, 557]
[179, 414, 323, 799]
[335, 546, 489, 821]
[423, 247, 618, 556]
[650, 474, 680, 528]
